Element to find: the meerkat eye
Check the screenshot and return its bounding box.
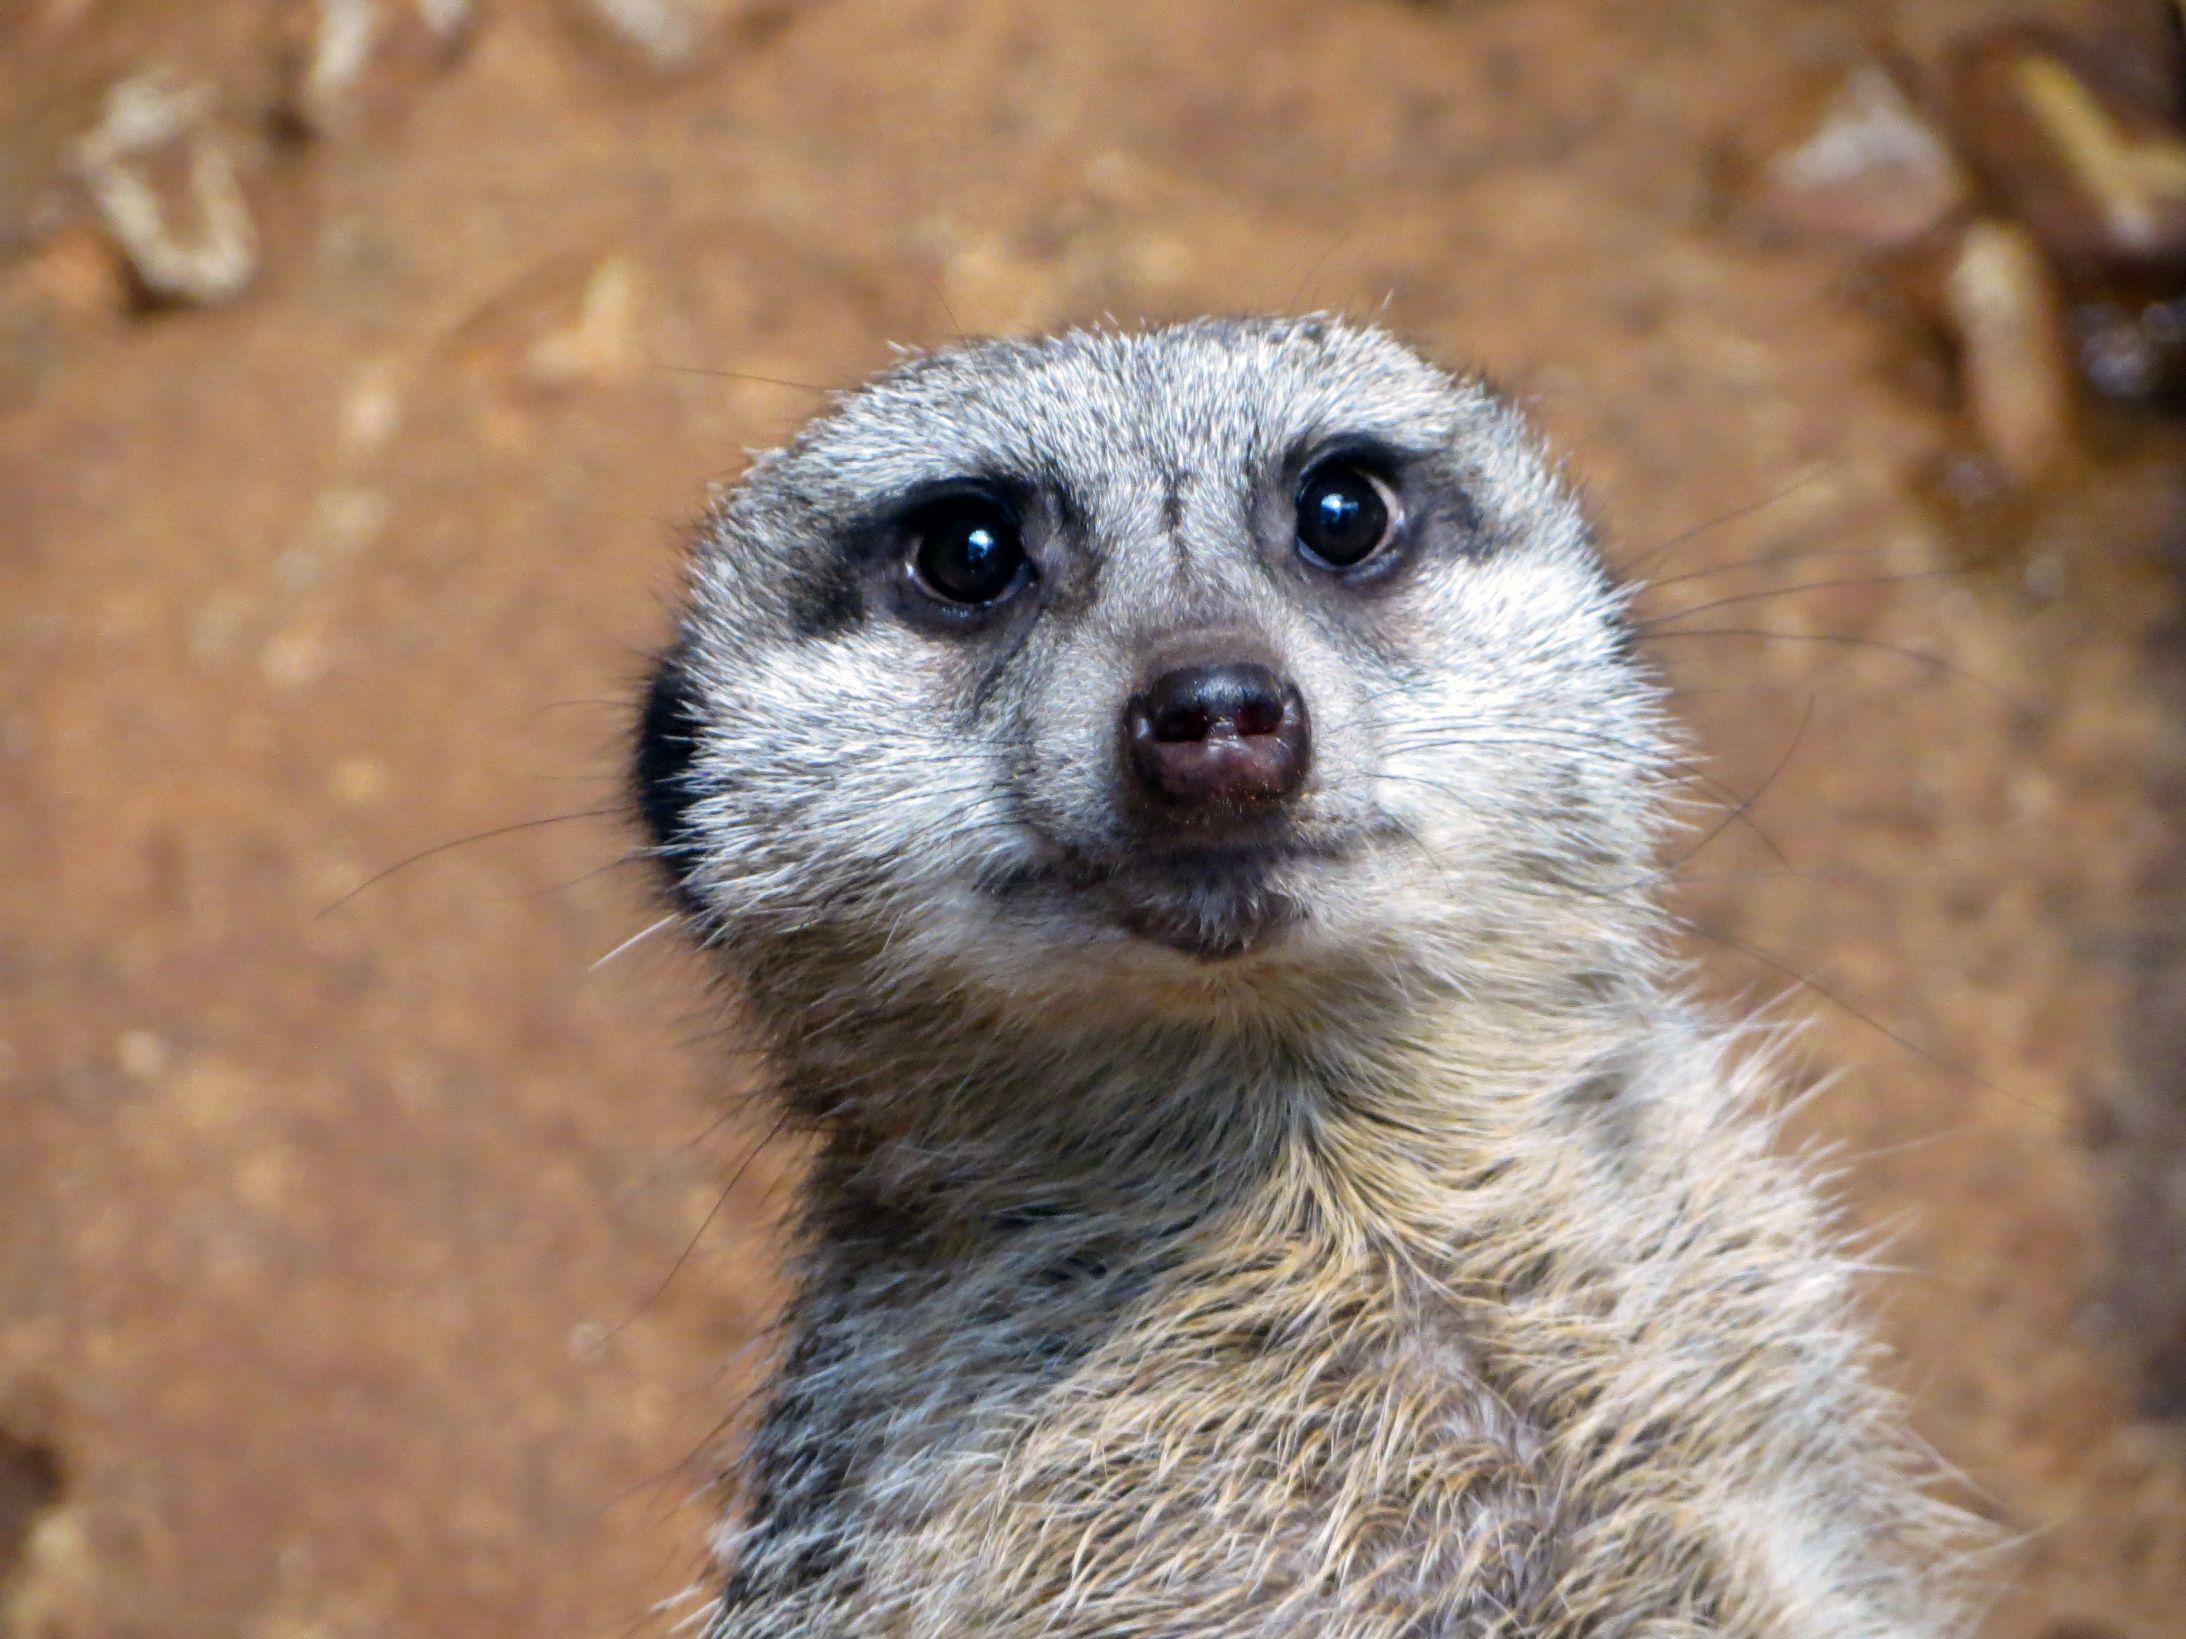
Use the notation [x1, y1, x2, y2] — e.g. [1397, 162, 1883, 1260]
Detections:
[905, 496, 1029, 607]
[1295, 461, 1399, 570]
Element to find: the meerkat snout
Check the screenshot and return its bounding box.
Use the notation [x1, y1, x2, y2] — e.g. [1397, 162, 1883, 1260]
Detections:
[1122, 659, 1311, 812]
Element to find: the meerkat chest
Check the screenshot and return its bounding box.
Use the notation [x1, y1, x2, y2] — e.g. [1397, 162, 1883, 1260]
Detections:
[736, 1178, 1932, 1639]
[856, 1261, 1565, 1636]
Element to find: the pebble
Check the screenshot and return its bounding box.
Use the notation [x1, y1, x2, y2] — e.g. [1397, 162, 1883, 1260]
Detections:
[69, 71, 257, 306]
[2074, 290, 2186, 408]
[560, 0, 754, 73]
[523, 255, 648, 386]
[279, 0, 477, 141]
[1944, 218, 2079, 484]
[1748, 64, 1971, 249]
[1952, 27, 2186, 272]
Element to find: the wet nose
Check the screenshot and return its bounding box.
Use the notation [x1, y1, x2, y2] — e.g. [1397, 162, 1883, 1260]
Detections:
[1124, 661, 1311, 811]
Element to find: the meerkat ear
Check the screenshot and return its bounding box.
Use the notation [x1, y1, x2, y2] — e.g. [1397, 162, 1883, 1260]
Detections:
[632, 641, 708, 913]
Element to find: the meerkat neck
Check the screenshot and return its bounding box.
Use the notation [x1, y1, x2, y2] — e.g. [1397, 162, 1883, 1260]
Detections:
[764, 972, 1656, 1240]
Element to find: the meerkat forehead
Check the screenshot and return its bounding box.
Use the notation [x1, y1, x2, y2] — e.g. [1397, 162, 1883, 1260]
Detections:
[778, 318, 1476, 503]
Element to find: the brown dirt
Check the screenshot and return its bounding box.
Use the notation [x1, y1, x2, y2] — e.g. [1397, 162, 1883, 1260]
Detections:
[3, 2, 2184, 1635]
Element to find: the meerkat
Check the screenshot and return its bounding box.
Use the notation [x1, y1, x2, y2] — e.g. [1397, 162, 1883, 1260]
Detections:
[632, 316, 1979, 1638]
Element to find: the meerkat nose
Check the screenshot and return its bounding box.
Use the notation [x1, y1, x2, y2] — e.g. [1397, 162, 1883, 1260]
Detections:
[1124, 661, 1311, 811]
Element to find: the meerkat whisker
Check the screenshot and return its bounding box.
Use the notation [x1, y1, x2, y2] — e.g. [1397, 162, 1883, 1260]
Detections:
[1632, 567, 1974, 630]
[1640, 540, 1941, 595]
[591, 912, 682, 972]
[1616, 462, 1842, 581]
[320, 807, 622, 915]
[1641, 625, 2031, 712]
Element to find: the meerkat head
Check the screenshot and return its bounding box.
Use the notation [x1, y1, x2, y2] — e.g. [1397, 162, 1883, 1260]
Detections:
[637, 318, 1674, 1038]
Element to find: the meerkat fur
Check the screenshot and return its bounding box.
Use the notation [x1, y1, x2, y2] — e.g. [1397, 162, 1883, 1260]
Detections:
[632, 317, 1981, 1637]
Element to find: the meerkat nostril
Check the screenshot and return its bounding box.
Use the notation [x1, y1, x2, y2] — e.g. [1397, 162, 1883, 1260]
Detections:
[1150, 700, 1217, 743]
[1126, 662, 1310, 808]
[1234, 695, 1284, 737]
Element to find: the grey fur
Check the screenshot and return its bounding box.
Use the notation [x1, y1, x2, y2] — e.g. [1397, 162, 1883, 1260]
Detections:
[634, 317, 1978, 1637]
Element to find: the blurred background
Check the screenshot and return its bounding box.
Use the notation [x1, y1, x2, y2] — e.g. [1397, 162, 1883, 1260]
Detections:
[2, 0, 2184, 1634]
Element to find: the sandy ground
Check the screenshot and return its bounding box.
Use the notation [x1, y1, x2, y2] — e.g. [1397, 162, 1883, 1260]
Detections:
[2, 1, 2184, 1634]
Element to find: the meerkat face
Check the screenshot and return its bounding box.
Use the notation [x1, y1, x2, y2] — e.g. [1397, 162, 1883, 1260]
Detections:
[637, 318, 1672, 1024]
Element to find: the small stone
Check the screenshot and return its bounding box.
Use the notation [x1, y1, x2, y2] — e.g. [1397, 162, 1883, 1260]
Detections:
[557, 0, 768, 74]
[338, 358, 406, 455]
[69, 71, 257, 307]
[1943, 218, 2078, 484]
[1743, 64, 1972, 250]
[5, 1509, 97, 1639]
[2073, 290, 2186, 407]
[1951, 27, 2186, 272]
[523, 254, 648, 386]
[277, 0, 478, 142]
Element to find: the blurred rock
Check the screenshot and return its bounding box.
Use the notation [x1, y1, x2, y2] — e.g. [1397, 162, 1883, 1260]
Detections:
[276, 0, 478, 141]
[2075, 289, 2186, 407]
[2047, 0, 2186, 126]
[1738, 64, 1971, 250]
[1952, 26, 2186, 273]
[557, 0, 770, 73]
[1944, 218, 2078, 483]
[69, 71, 256, 307]
[524, 254, 648, 386]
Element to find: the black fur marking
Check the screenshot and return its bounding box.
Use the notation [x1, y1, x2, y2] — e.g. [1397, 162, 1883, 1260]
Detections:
[1422, 475, 1489, 559]
[789, 563, 867, 641]
[1161, 467, 1193, 536]
[632, 647, 707, 909]
[721, 1309, 870, 1609]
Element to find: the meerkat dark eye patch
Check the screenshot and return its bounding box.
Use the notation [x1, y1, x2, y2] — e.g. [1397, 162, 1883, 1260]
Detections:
[786, 564, 867, 642]
[632, 647, 708, 906]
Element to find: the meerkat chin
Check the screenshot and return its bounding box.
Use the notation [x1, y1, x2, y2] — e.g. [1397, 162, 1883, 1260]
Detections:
[633, 317, 1981, 1637]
